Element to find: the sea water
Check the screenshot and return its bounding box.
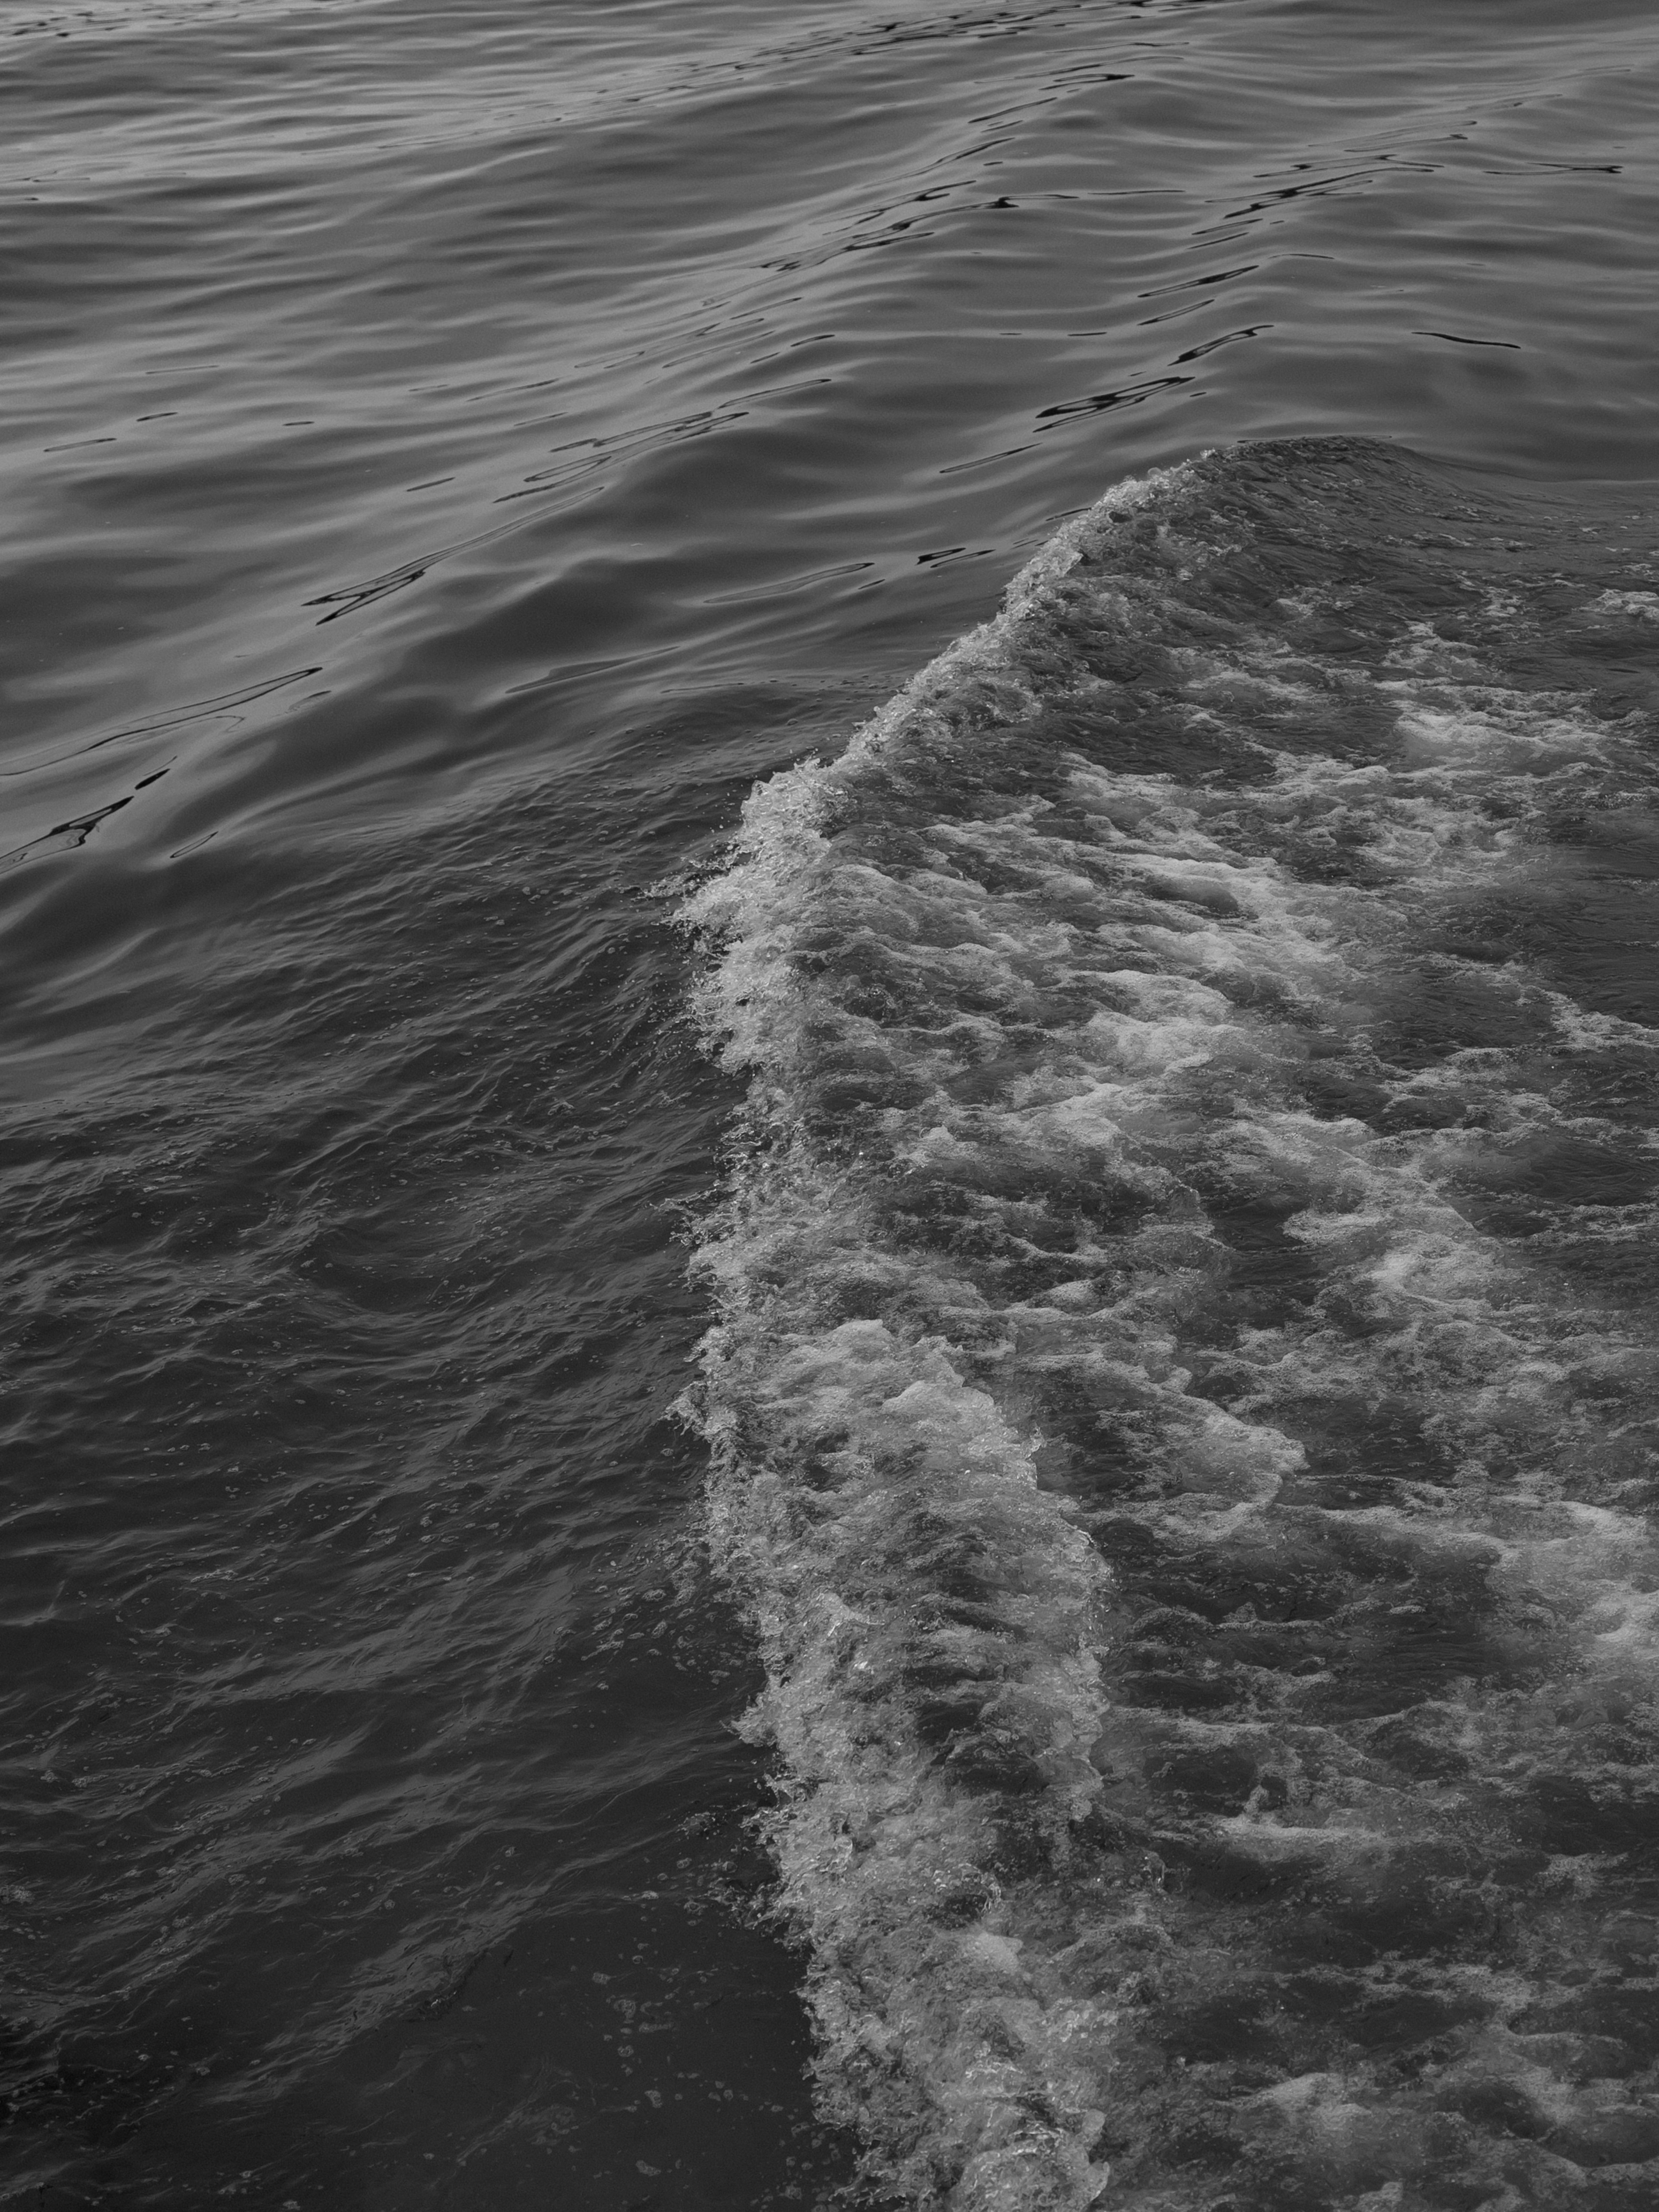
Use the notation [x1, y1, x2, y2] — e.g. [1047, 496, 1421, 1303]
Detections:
[683, 443, 1659, 2207]
[3, 4, 1657, 2208]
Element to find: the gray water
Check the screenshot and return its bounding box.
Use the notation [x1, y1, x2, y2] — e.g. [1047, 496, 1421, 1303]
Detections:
[3, 4, 1657, 2208]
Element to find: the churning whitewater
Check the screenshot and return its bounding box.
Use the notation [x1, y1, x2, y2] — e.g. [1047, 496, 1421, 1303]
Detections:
[680, 439, 1659, 2211]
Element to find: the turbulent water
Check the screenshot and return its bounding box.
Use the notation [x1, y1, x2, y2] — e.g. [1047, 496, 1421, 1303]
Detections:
[683, 442, 1659, 2209]
[4, 2, 1659, 2208]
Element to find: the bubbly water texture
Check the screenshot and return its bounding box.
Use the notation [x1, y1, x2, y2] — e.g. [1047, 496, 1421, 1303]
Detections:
[684, 439, 1659, 2210]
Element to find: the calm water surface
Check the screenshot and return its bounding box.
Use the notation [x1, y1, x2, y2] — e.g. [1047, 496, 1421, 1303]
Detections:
[3, 3, 1657, 2208]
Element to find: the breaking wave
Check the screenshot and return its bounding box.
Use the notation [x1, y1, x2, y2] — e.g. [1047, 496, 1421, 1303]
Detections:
[680, 438, 1659, 2210]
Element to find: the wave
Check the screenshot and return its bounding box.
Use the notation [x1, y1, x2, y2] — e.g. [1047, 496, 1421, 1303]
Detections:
[680, 437, 1659, 2210]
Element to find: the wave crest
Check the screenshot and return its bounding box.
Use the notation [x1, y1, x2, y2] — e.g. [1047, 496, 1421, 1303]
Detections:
[683, 439, 1659, 2210]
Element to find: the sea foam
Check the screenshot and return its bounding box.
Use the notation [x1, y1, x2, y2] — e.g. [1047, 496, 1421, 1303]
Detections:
[683, 440, 1659, 2209]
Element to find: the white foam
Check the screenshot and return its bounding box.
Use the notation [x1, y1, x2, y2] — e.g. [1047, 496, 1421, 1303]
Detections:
[682, 454, 1659, 2207]
[1589, 588, 1659, 619]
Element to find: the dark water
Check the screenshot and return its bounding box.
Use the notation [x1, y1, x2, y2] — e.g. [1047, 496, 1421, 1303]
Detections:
[2, 4, 1657, 2209]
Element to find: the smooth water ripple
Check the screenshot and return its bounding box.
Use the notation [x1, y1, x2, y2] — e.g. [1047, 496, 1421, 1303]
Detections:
[3, 2, 1658, 2205]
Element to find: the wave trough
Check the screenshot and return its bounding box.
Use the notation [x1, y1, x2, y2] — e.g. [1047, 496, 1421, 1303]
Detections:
[682, 438, 1659, 2211]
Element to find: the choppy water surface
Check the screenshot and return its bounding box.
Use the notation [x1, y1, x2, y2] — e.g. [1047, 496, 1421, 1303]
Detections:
[686, 444, 1659, 2209]
[2, 3, 1657, 2208]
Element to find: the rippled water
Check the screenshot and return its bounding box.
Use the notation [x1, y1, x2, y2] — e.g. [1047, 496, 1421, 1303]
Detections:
[2, 3, 1656, 2208]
